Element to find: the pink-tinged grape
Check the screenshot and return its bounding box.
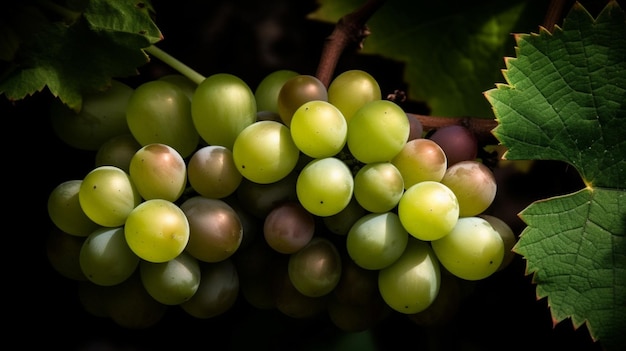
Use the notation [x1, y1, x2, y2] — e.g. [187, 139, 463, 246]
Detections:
[406, 113, 424, 141]
[236, 171, 299, 219]
[255, 69, 300, 113]
[288, 237, 342, 297]
[347, 100, 409, 164]
[180, 259, 240, 319]
[397, 181, 459, 241]
[273, 260, 328, 319]
[322, 196, 368, 236]
[129, 143, 187, 202]
[180, 196, 243, 263]
[479, 214, 516, 271]
[289, 100, 347, 158]
[391, 138, 447, 189]
[191, 73, 257, 150]
[296, 157, 354, 217]
[328, 69, 381, 123]
[232, 120, 300, 184]
[95, 134, 141, 173]
[346, 212, 409, 270]
[139, 251, 201, 305]
[79, 227, 140, 286]
[263, 201, 315, 254]
[440, 160, 497, 217]
[277, 74, 328, 126]
[187, 145, 242, 199]
[126, 80, 199, 158]
[431, 216, 504, 281]
[50, 80, 133, 150]
[353, 162, 404, 213]
[48, 179, 100, 237]
[107, 273, 168, 329]
[378, 237, 441, 314]
[124, 199, 190, 263]
[79, 166, 142, 227]
[429, 125, 478, 166]
[46, 228, 87, 281]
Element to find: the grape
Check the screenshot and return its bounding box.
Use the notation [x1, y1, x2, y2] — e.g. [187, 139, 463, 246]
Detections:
[479, 214, 517, 271]
[236, 170, 299, 219]
[353, 162, 404, 213]
[78, 281, 110, 318]
[407, 272, 461, 327]
[296, 157, 354, 217]
[255, 69, 300, 113]
[378, 237, 441, 314]
[124, 199, 190, 263]
[79, 165, 142, 227]
[289, 100, 347, 158]
[440, 160, 497, 217]
[95, 134, 141, 173]
[46, 228, 87, 281]
[287, 237, 342, 297]
[126, 80, 199, 158]
[429, 125, 478, 166]
[232, 120, 300, 184]
[48, 179, 100, 237]
[79, 227, 140, 286]
[180, 196, 243, 263]
[159, 74, 198, 101]
[129, 143, 187, 202]
[397, 181, 459, 241]
[328, 69, 382, 122]
[272, 260, 328, 319]
[326, 292, 390, 332]
[277, 74, 328, 126]
[406, 113, 424, 141]
[263, 201, 315, 254]
[346, 212, 409, 270]
[347, 100, 409, 164]
[322, 196, 368, 236]
[191, 73, 257, 150]
[333, 253, 382, 306]
[50, 80, 133, 150]
[107, 272, 167, 329]
[431, 216, 504, 281]
[391, 138, 447, 189]
[139, 251, 201, 305]
[180, 259, 240, 319]
[187, 145, 242, 199]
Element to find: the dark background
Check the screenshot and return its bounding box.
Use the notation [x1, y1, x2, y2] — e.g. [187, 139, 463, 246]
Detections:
[6, 0, 608, 350]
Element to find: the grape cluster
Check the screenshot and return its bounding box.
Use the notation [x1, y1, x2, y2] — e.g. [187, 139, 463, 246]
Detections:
[47, 68, 516, 331]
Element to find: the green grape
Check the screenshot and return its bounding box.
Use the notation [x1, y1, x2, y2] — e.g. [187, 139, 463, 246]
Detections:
[287, 237, 342, 297]
[180, 259, 240, 319]
[48, 179, 100, 236]
[391, 138, 447, 189]
[139, 251, 201, 305]
[79, 227, 140, 286]
[346, 212, 409, 270]
[378, 237, 441, 314]
[277, 74, 328, 126]
[440, 160, 497, 217]
[95, 134, 141, 173]
[50, 80, 133, 150]
[431, 216, 504, 281]
[353, 162, 404, 213]
[255, 69, 300, 113]
[107, 272, 168, 329]
[159, 74, 198, 101]
[187, 145, 242, 199]
[180, 196, 243, 263]
[322, 196, 368, 236]
[347, 100, 410, 164]
[273, 259, 328, 319]
[79, 166, 142, 227]
[407, 271, 461, 327]
[46, 228, 88, 281]
[289, 100, 347, 158]
[232, 120, 300, 184]
[129, 143, 187, 202]
[78, 281, 110, 318]
[296, 157, 354, 217]
[191, 73, 257, 150]
[126, 80, 199, 158]
[478, 214, 516, 272]
[397, 181, 459, 241]
[328, 69, 381, 122]
[124, 199, 190, 263]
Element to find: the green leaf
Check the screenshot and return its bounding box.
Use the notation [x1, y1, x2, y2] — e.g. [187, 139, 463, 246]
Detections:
[309, 0, 548, 117]
[485, 2, 626, 350]
[0, 0, 162, 112]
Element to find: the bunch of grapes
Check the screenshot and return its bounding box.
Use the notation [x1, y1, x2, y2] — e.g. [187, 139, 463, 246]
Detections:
[46, 67, 516, 331]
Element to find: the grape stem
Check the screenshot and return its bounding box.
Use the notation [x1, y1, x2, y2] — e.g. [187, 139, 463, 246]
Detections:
[144, 45, 206, 85]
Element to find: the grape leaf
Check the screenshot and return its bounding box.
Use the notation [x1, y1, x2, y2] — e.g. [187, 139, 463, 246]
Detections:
[484, 2, 626, 350]
[309, 0, 548, 118]
[0, 0, 162, 112]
